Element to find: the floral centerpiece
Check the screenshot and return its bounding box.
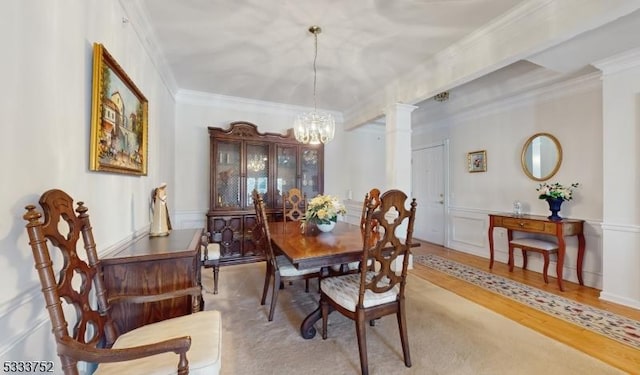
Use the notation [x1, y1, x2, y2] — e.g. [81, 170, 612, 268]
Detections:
[536, 182, 579, 201]
[536, 182, 579, 220]
[304, 194, 346, 232]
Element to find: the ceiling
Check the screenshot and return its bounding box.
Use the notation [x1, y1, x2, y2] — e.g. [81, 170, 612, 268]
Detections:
[123, 1, 640, 127]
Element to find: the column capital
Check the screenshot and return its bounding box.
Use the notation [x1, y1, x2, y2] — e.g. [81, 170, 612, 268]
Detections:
[384, 103, 418, 115]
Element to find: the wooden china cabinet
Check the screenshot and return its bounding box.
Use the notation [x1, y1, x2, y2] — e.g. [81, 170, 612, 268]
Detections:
[207, 121, 324, 265]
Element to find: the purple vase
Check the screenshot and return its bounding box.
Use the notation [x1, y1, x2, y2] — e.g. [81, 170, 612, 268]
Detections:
[546, 198, 564, 221]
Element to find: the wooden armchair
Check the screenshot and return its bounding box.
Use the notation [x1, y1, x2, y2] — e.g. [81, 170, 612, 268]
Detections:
[253, 189, 320, 321]
[23, 189, 221, 375]
[320, 189, 417, 375]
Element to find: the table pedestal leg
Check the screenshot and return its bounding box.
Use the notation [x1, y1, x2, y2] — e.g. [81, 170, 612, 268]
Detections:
[300, 307, 321, 339]
[301, 267, 332, 339]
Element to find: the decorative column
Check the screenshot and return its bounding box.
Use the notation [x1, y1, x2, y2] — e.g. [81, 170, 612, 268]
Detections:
[385, 103, 417, 192]
[592, 49, 640, 309]
[384, 103, 417, 272]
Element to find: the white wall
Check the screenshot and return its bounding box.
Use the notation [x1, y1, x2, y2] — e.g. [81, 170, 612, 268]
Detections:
[411, 73, 606, 289]
[0, 0, 175, 366]
[344, 126, 387, 201]
[172, 91, 347, 228]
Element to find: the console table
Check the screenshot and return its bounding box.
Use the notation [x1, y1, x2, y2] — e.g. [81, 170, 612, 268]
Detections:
[101, 228, 203, 334]
[487, 214, 585, 291]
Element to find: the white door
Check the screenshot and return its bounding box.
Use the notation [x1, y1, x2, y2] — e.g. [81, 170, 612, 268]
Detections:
[412, 145, 445, 245]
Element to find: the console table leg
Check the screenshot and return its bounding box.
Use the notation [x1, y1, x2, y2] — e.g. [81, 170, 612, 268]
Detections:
[556, 246, 565, 292]
[577, 234, 586, 285]
[488, 224, 495, 269]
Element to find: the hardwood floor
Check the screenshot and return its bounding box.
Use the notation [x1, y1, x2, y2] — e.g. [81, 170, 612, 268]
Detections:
[409, 240, 640, 374]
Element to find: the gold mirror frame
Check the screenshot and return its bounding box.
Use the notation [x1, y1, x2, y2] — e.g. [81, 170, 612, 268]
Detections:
[520, 132, 562, 181]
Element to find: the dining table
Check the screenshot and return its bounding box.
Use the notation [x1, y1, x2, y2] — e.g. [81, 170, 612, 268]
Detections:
[268, 220, 419, 339]
[268, 220, 366, 339]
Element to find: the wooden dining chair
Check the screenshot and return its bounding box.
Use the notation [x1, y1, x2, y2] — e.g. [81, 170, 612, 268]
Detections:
[23, 189, 222, 375]
[283, 187, 306, 222]
[201, 232, 221, 294]
[332, 188, 381, 274]
[282, 188, 307, 287]
[359, 188, 381, 232]
[252, 189, 321, 321]
[320, 189, 417, 375]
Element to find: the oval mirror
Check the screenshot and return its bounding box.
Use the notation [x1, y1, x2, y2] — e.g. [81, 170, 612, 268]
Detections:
[521, 132, 562, 181]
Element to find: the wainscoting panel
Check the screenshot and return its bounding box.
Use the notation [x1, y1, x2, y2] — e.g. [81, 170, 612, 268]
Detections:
[601, 224, 640, 309]
[448, 209, 488, 257]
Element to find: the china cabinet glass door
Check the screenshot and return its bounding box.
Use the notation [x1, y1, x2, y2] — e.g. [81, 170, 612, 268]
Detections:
[246, 143, 270, 208]
[301, 147, 321, 200]
[215, 140, 241, 209]
[275, 145, 298, 208]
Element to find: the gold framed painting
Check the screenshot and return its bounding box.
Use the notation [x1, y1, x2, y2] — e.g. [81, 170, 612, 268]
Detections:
[467, 150, 487, 173]
[89, 43, 148, 175]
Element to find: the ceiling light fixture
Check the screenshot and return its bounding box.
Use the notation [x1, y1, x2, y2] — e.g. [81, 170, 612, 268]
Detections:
[294, 25, 335, 145]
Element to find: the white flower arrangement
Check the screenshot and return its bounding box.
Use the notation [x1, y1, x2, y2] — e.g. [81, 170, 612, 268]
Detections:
[304, 194, 347, 224]
[537, 182, 579, 201]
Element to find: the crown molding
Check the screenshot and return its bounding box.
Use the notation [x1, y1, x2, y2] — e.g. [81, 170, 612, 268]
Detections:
[119, 0, 178, 96]
[592, 47, 640, 75]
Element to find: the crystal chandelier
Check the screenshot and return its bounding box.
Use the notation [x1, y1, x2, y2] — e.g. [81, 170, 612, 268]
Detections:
[247, 154, 266, 172]
[294, 26, 335, 145]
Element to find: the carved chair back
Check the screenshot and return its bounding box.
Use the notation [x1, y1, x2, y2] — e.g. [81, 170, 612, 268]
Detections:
[360, 188, 381, 248]
[283, 188, 306, 222]
[23, 189, 118, 372]
[252, 189, 277, 270]
[359, 189, 417, 304]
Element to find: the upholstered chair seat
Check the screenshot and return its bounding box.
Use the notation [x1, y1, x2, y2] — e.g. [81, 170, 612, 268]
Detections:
[204, 243, 221, 261]
[276, 255, 320, 277]
[321, 272, 399, 312]
[94, 311, 221, 375]
[202, 238, 221, 294]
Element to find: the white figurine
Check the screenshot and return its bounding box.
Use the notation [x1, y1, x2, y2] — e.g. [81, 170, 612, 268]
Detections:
[150, 182, 171, 236]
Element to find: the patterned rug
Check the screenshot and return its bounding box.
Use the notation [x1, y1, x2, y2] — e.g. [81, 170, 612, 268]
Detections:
[414, 254, 640, 350]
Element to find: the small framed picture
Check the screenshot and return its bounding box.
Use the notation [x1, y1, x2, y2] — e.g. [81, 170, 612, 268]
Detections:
[468, 150, 487, 173]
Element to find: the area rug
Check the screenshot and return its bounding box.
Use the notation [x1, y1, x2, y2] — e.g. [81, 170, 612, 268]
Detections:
[201, 262, 622, 375]
[414, 254, 640, 350]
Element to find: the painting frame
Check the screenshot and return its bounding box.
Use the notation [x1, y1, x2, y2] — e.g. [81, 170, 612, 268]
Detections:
[467, 150, 487, 173]
[89, 43, 148, 175]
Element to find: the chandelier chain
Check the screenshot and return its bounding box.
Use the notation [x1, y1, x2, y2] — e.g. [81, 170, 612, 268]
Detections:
[313, 30, 318, 112]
